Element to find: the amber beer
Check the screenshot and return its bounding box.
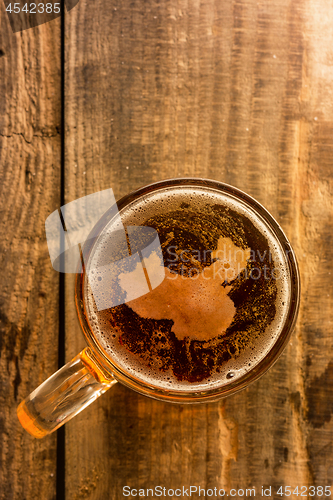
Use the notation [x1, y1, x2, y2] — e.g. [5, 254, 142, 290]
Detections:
[82, 180, 295, 394]
[17, 179, 299, 438]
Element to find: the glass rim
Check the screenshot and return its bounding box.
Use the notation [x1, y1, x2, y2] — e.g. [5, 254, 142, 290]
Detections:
[75, 178, 300, 403]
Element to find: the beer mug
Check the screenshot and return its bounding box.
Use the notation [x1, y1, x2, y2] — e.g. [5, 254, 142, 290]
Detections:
[17, 178, 300, 438]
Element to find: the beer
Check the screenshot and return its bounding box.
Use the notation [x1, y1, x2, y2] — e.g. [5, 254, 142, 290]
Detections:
[84, 184, 290, 392]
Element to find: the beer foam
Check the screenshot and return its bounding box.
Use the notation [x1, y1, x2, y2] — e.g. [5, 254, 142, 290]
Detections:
[84, 185, 291, 392]
[119, 236, 250, 342]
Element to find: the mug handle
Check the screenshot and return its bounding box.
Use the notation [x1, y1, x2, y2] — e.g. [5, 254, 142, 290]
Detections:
[17, 347, 117, 438]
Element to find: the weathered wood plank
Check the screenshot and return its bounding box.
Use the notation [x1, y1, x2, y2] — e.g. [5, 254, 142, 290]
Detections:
[0, 8, 61, 500]
[65, 0, 333, 498]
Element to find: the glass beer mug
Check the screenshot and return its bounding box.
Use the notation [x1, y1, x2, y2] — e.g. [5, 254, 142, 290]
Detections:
[17, 178, 300, 438]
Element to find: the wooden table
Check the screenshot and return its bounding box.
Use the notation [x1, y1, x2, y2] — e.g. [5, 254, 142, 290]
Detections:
[1, 0, 333, 498]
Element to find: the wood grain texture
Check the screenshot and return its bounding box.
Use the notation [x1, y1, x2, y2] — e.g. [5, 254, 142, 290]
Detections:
[64, 0, 333, 498]
[0, 7, 61, 500]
